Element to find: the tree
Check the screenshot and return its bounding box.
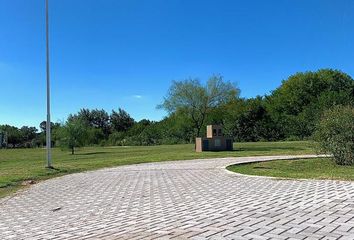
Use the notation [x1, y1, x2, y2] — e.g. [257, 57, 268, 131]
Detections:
[20, 126, 37, 142]
[0, 125, 22, 147]
[314, 105, 354, 165]
[110, 108, 135, 132]
[123, 119, 153, 146]
[39, 121, 56, 132]
[39, 121, 61, 147]
[159, 75, 239, 137]
[59, 119, 89, 154]
[0, 130, 8, 148]
[158, 112, 195, 144]
[69, 108, 111, 138]
[220, 97, 277, 141]
[90, 109, 110, 136]
[266, 69, 354, 139]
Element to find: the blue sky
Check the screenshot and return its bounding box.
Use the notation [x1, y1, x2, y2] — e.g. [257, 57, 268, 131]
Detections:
[0, 0, 353, 128]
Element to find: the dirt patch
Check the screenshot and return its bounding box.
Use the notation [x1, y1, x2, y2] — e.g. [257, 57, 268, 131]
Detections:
[21, 180, 36, 186]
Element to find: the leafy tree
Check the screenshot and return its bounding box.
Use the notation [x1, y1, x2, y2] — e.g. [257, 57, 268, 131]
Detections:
[20, 126, 37, 142]
[69, 108, 111, 138]
[38, 121, 61, 147]
[314, 105, 354, 165]
[121, 119, 153, 146]
[89, 109, 111, 136]
[159, 112, 195, 144]
[110, 108, 135, 132]
[0, 125, 22, 147]
[59, 119, 89, 154]
[159, 75, 239, 137]
[108, 131, 126, 146]
[39, 121, 57, 132]
[2, 69, 353, 147]
[212, 97, 279, 142]
[0, 130, 8, 148]
[266, 69, 354, 139]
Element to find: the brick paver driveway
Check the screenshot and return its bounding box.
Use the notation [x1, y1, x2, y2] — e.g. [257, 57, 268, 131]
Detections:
[1, 155, 354, 240]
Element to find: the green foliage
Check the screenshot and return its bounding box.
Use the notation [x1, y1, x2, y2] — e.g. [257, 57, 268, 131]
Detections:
[2, 69, 353, 147]
[267, 69, 354, 138]
[0, 125, 23, 146]
[313, 105, 354, 165]
[159, 75, 240, 137]
[0, 125, 40, 148]
[218, 97, 279, 141]
[59, 119, 89, 154]
[158, 112, 195, 144]
[0, 130, 7, 148]
[111, 108, 135, 132]
[38, 121, 62, 147]
[69, 108, 111, 137]
[108, 131, 126, 146]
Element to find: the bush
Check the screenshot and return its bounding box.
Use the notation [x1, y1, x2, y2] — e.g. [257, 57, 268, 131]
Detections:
[314, 105, 354, 165]
[108, 131, 126, 146]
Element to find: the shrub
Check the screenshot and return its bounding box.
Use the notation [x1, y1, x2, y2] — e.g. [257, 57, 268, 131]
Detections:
[314, 105, 354, 165]
[108, 131, 126, 146]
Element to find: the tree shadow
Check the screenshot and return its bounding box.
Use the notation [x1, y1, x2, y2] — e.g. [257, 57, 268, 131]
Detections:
[236, 146, 305, 152]
[76, 151, 110, 156]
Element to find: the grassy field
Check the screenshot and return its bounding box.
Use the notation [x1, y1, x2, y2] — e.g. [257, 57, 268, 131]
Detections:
[0, 141, 315, 198]
[227, 157, 354, 181]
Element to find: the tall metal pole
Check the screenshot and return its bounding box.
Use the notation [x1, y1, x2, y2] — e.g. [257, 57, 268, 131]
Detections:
[45, 0, 52, 168]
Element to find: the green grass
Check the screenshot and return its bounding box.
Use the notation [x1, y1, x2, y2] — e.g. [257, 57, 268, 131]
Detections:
[227, 157, 354, 181]
[0, 141, 314, 198]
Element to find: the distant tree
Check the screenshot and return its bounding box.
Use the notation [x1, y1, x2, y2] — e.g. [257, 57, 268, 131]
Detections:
[69, 108, 111, 138]
[38, 121, 61, 147]
[110, 108, 135, 132]
[120, 119, 153, 146]
[0, 125, 23, 147]
[266, 69, 354, 139]
[39, 121, 57, 132]
[159, 75, 240, 137]
[89, 109, 110, 136]
[39, 121, 46, 132]
[59, 119, 89, 154]
[159, 112, 195, 144]
[20, 126, 37, 142]
[125, 119, 151, 136]
[0, 130, 8, 148]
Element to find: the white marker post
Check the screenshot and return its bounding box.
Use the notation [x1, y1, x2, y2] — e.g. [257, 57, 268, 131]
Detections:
[45, 0, 52, 168]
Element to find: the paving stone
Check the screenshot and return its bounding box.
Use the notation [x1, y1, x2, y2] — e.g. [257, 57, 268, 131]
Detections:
[1, 155, 354, 239]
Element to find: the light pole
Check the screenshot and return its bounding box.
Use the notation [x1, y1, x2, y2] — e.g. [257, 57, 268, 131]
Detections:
[45, 0, 52, 168]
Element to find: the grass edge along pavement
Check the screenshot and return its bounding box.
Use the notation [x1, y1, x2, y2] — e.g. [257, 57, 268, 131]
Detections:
[1, 141, 315, 198]
[227, 157, 354, 181]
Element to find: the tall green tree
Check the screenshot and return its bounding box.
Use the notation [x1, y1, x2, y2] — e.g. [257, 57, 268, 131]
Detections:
[0, 125, 22, 146]
[59, 119, 89, 154]
[20, 126, 37, 142]
[110, 108, 135, 132]
[266, 69, 354, 138]
[69, 108, 111, 138]
[159, 75, 240, 137]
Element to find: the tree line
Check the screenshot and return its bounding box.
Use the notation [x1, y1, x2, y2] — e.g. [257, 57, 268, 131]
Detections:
[1, 69, 353, 152]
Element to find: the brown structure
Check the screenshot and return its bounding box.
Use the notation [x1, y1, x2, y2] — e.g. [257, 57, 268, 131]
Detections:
[195, 125, 233, 152]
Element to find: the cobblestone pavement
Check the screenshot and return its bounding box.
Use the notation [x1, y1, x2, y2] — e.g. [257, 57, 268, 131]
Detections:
[1, 155, 354, 240]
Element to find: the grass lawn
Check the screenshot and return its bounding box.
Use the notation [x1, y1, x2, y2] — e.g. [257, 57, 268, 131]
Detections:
[227, 157, 354, 181]
[0, 141, 314, 198]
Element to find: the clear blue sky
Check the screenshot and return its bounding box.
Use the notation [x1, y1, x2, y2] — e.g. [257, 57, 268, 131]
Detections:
[1, 0, 353, 128]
